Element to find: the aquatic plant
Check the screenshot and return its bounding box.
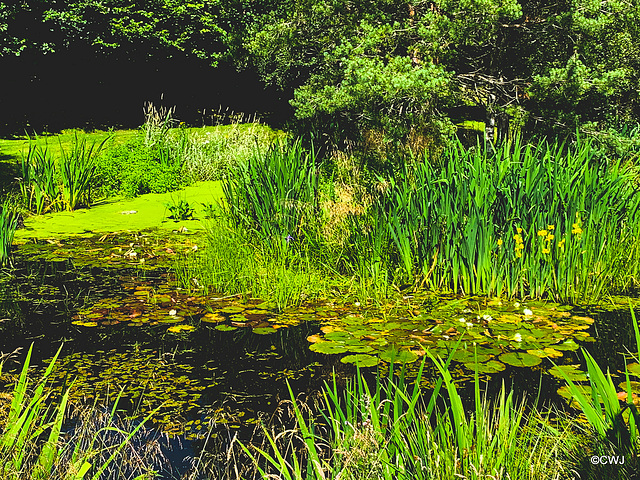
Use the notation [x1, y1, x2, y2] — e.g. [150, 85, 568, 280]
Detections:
[555, 304, 640, 476]
[367, 135, 640, 302]
[164, 198, 194, 221]
[0, 199, 19, 267]
[175, 215, 331, 310]
[59, 134, 107, 211]
[18, 141, 61, 214]
[240, 355, 578, 480]
[0, 345, 157, 479]
[223, 139, 320, 244]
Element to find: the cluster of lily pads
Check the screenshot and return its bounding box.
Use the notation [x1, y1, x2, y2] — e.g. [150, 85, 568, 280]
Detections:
[307, 296, 594, 374]
[15, 230, 203, 269]
[43, 349, 206, 435]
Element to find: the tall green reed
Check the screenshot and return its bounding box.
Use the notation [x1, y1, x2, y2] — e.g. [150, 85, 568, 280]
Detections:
[223, 139, 320, 244]
[367, 135, 640, 302]
[0, 345, 158, 480]
[0, 199, 19, 267]
[555, 304, 640, 475]
[19, 142, 61, 214]
[240, 354, 576, 480]
[59, 134, 107, 211]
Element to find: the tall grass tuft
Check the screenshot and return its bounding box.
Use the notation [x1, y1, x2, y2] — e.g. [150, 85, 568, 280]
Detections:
[223, 139, 320, 244]
[0, 346, 160, 479]
[240, 355, 577, 480]
[0, 199, 18, 267]
[173, 218, 331, 311]
[59, 134, 107, 211]
[19, 142, 61, 214]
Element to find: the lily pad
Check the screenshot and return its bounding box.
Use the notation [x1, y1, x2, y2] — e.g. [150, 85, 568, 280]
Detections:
[548, 364, 588, 382]
[167, 324, 196, 334]
[340, 354, 379, 368]
[345, 345, 374, 354]
[201, 313, 225, 323]
[220, 306, 245, 314]
[627, 363, 640, 378]
[499, 352, 541, 367]
[464, 360, 506, 374]
[215, 325, 237, 332]
[452, 351, 491, 363]
[325, 331, 353, 342]
[310, 342, 349, 354]
[554, 339, 580, 351]
[380, 349, 419, 364]
[253, 327, 277, 335]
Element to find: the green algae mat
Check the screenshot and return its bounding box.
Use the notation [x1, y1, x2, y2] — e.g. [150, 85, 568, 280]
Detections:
[14, 180, 224, 241]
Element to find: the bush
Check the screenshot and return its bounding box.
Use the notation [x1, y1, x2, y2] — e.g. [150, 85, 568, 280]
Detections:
[94, 140, 183, 198]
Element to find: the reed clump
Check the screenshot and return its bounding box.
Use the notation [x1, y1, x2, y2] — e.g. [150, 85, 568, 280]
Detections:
[0, 346, 162, 479]
[188, 134, 640, 306]
[0, 199, 19, 267]
[236, 357, 582, 480]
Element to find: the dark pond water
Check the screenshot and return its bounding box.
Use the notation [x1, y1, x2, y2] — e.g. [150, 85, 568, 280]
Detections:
[1, 233, 638, 477]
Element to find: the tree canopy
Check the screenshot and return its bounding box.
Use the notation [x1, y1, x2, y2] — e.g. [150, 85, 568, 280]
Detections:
[1, 0, 639, 145]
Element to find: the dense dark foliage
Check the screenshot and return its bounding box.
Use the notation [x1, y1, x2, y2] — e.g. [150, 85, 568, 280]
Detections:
[1, 0, 639, 145]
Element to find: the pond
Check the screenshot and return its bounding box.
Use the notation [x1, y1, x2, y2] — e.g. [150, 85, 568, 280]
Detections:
[1, 229, 639, 476]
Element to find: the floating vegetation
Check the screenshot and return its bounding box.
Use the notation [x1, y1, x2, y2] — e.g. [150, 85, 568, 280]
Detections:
[44, 349, 205, 435]
[304, 296, 596, 378]
[15, 230, 204, 269]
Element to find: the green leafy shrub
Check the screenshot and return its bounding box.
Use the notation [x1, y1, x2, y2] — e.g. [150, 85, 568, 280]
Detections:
[94, 140, 183, 198]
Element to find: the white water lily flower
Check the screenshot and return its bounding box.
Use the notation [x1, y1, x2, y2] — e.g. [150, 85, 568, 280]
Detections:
[466, 322, 474, 328]
[482, 314, 493, 321]
[513, 333, 523, 342]
[523, 308, 533, 316]
[459, 318, 466, 323]
[354, 302, 361, 307]
[169, 309, 177, 316]
[514, 302, 521, 308]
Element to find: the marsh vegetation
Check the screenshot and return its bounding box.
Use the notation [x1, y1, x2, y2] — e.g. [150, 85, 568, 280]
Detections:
[2, 1, 640, 475]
